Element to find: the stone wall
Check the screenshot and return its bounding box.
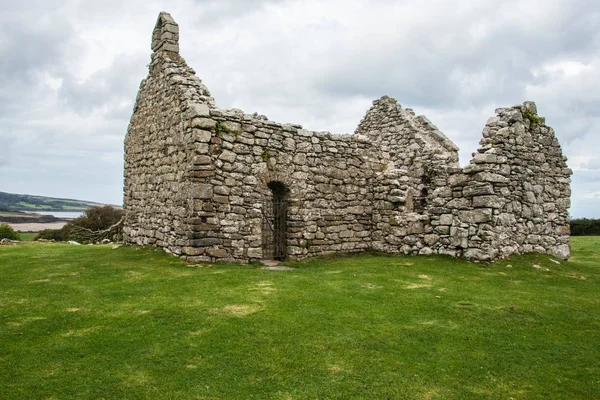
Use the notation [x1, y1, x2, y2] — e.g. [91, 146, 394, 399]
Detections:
[439, 103, 572, 260]
[123, 12, 572, 263]
[123, 13, 216, 251]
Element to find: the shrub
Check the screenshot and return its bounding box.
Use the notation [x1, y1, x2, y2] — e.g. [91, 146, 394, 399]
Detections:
[0, 223, 21, 240]
[33, 206, 123, 243]
[34, 228, 69, 241]
[570, 218, 600, 236]
[61, 206, 124, 243]
[70, 206, 124, 231]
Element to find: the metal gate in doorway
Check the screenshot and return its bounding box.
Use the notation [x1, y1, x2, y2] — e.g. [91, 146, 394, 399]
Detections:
[262, 199, 288, 260]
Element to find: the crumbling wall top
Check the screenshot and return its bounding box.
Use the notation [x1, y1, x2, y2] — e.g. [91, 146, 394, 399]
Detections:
[152, 12, 179, 53]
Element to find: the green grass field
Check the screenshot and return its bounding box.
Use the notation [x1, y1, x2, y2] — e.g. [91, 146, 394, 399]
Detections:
[16, 201, 52, 210]
[16, 232, 37, 241]
[0, 238, 598, 399]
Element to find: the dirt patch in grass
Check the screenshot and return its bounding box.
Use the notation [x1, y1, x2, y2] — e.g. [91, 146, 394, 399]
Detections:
[121, 370, 151, 387]
[328, 363, 348, 374]
[249, 281, 277, 294]
[212, 304, 263, 316]
[405, 283, 432, 289]
[7, 316, 47, 327]
[125, 271, 146, 281]
[361, 283, 382, 290]
[61, 326, 102, 337]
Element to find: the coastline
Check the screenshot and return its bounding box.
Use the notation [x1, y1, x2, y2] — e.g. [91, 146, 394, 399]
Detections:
[6, 221, 69, 232]
[0, 211, 74, 232]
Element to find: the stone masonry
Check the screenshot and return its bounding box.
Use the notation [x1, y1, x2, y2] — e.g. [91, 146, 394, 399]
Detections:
[123, 12, 572, 262]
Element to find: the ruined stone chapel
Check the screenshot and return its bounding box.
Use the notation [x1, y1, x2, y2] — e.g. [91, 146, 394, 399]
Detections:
[123, 12, 572, 262]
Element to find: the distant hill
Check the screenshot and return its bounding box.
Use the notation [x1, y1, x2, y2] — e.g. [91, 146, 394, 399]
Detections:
[0, 191, 109, 212]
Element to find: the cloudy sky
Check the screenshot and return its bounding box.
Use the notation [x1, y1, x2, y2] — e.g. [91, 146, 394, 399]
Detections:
[1, 0, 599, 217]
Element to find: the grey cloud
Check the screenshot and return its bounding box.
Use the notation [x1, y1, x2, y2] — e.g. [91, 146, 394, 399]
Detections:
[59, 54, 146, 118]
[189, 0, 283, 24]
[0, 0, 598, 216]
[313, 1, 600, 110]
[0, 10, 77, 118]
[0, 12, 73, 81]
[583, 158, 600, 170]
[0, 134, 15, 167]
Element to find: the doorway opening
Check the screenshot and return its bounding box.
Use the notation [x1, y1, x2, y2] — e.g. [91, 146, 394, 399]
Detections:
[262, 181, 289, 260]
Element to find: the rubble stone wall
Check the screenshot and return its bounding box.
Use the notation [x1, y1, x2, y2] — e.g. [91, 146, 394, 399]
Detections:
[123, 12, 572, 262]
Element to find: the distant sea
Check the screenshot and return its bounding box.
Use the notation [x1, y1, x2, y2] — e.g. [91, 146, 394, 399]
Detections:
[24, 211, 84, 219]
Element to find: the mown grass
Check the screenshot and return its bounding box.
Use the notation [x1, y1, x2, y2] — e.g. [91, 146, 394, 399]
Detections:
[16, 232, 37, 241]
[0, 238, 599, 399]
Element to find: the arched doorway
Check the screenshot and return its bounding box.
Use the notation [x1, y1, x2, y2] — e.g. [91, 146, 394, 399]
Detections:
[262, 181, 289, 260]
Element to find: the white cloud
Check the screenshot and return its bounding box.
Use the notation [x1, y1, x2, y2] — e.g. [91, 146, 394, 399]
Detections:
[0, 0, 598, 217]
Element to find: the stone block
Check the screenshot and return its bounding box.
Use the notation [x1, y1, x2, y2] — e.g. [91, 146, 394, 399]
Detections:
[191, 238, 223, 247]
[435, 226, 450, 235]
[472, 153, 498, 164]
[423, 234, 440, 246]
[458, 209, 492, 224]
[448, 174, 469, 187]
[188, 103, 210, 117]
[407, 222, 424, 234]
[439, 214, 453, 225]
[463, 183, 494, 197]
[193, 155, 212, 165]
[446, 198, 471, 209]
[182, 247, 204, 256]
[213, 195, 229, 204]
[432, 187, 452, 198]
[192, 118, 217, 130]
[419, 247, 434, 255]
[189, 170, 215, 179]
[473, 172, 509, 183]
[339, 230, 354, 238]
[472, 195, 505, 209]
[193, 184, 213, 199]
[550, 244, 570, 260]
[161, 42, 179, 53]
[463, 248, 495, 261]
[219, 150, 237, 163]
[214, 186, 230, 195]
[347, 206, 365, 214]
[192, 129, 212, 143]
[247, 248, 263, 258]
[207, 248, 229, 258]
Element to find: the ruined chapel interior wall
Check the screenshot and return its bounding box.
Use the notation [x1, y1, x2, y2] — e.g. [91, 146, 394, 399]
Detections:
[182, 107, 379, 262]
[437, 103, 572, 260]
[355, 96, 461, 256]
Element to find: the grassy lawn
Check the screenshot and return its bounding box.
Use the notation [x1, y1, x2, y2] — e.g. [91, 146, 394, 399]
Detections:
[0, 238, 598, 399]
[61, 205, 88, 211]
[16, 201, 52, 210]
[16, 232, 37, 241]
